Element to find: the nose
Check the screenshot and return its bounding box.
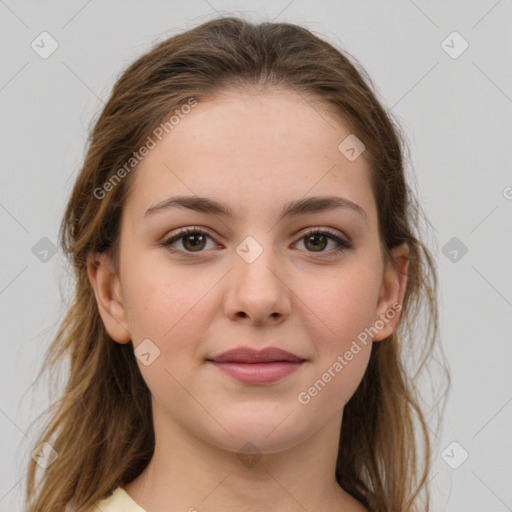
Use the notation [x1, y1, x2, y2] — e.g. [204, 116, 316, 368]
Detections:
[223, 241, 292, 326]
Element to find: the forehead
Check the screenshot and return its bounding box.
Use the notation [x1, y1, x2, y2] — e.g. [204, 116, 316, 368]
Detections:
[124, 89, 377, 227]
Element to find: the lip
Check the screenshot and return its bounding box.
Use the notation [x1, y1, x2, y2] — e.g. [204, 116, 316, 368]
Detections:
[209, 347, 304, 364]
[207, 347, 306, 384]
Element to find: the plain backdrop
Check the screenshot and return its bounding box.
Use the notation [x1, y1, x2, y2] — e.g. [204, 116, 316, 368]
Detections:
[1, 1, 511, 511]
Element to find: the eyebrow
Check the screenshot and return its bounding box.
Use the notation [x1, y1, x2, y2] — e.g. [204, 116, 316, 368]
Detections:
[144, 194, 367, 224]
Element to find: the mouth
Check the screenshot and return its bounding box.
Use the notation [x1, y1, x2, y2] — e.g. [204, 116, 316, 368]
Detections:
[206, 347, 306, 384]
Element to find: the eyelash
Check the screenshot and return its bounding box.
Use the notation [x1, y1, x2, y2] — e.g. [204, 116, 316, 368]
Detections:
[161, 227, 352, 257]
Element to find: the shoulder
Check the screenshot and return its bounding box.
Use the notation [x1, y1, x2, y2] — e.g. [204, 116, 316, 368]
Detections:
[89, 487, 147, 512]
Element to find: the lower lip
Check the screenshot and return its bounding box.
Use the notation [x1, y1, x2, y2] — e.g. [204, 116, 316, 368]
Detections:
[208, 361, 304, 384]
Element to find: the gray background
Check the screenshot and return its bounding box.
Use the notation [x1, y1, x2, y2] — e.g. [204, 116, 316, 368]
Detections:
[1, 1, 511, 510]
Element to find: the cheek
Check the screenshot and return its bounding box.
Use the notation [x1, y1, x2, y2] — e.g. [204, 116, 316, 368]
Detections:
[296, 275, 377, 411]
[302, 264, 382, 343]
[122, 257, 219, 356]
[121, 259, 217, 399]
[293, 260, 381, 404]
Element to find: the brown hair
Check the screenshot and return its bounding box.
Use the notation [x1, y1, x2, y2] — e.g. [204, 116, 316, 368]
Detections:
[25, 16, 448, 512]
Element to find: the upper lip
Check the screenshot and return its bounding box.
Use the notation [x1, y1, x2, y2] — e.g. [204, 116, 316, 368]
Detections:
[208, 347, 304, 363]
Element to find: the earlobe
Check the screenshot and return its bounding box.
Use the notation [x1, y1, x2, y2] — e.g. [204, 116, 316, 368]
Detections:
[87, 252, 131, 344]
[372, 243, 409, 342]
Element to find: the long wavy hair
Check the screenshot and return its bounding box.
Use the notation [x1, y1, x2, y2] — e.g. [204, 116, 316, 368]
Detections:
[24, 16, 448, 512]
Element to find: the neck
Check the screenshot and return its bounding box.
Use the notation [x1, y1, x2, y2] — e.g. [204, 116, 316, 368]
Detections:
[123, 407, 365, 512]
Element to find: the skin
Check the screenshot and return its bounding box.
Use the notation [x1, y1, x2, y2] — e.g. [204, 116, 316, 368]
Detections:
[88, 88, 408, 512]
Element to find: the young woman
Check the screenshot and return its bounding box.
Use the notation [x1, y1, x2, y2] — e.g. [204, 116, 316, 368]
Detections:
[25, 16, 445, 512]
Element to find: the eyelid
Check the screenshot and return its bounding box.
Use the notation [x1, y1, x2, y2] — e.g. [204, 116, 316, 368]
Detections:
[295, 226, 349, 243]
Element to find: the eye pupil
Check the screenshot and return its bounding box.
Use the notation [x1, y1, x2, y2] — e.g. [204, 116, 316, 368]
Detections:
[305, 234, 327, 252]
[183, 234, 206, 251]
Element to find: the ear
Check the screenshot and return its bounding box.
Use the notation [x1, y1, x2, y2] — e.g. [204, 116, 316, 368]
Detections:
[372, 243, 409, 342]
[87, 252, 131, 344]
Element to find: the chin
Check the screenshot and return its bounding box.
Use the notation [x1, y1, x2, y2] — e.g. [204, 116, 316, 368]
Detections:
[203, 414, 308, 455]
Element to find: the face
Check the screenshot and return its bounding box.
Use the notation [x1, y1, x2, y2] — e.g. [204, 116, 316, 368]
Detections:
[89, 88, 407, 454]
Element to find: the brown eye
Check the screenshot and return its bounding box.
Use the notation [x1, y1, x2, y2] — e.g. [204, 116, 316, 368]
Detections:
[163, 228, 215, 253]
[181, 233, 207, 252]
[304, 233, 328, 252]
[296, 229, 352, 255]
